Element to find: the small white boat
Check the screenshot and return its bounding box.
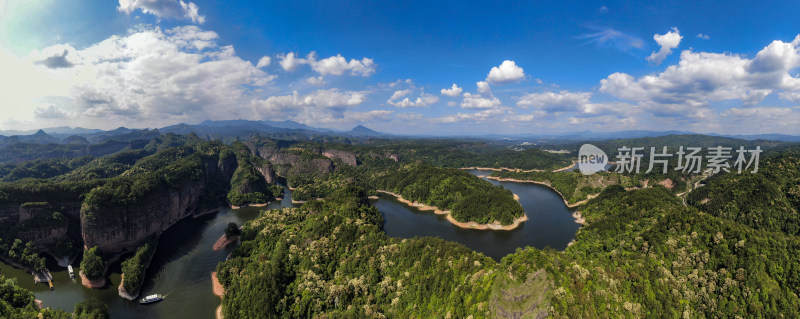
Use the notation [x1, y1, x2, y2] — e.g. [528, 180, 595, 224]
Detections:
[139, 294, 164, 304]
[67, 265, 74, 279]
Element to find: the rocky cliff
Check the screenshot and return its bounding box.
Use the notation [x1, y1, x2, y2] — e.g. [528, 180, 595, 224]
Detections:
[321, 149, 358, 166]
[288, 158, 334, 176]
[80, 177, 212, 254]
[80, 155, 233, 255]
[17, 227, 68, 246]
[269, 153, 301, 166]
[0, 201, 81, 227]
[255, 162, 277, 184]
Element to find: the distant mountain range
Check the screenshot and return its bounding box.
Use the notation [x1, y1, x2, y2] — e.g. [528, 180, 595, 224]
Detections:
[491, 130, 800, 143]
[1, 121, 800, 146]
[0, 120, 391, 147]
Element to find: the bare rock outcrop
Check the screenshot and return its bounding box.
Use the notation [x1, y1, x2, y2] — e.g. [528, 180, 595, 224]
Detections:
[18, 227, 68, 246]
[80, 177, 210, 254]
[288, 158, 334, 176]
[321, 149, 358, 166]
[255, 163, 277, 184]
[269, 153, 301, 166]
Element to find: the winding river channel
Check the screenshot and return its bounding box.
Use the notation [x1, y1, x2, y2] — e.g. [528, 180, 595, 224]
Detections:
[0, 169, 579, 317]
[376, 169, 580, 260]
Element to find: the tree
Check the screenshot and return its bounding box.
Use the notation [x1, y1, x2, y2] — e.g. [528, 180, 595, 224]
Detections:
[225, 222, 241, 238]
[74, 297, 109, 319]
[80, 247, 105, 280]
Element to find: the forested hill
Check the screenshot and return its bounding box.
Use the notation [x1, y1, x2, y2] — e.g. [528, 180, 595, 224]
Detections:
[688, 146, 800, 235]
[216, 186, 497, 318]
[358, 140, 572, 170]
[0, 135, 284, 298]
[217, 144, 800, 318]
[218, 177, 800, 318]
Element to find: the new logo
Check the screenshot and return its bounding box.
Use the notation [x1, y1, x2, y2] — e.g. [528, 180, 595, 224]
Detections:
[578, 144, 608, 175]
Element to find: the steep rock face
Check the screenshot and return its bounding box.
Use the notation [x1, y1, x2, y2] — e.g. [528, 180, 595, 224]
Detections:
[217, 153, 238, 181]
[251, 145, 278, 160]
[322, 149, 357, 166]
[0, 202, 81, 227]
[243, 142, 278, 160]
[80, 157, 230, 255]
[0, 205, 20, 226]
[50, 202, 83, 219]
[269, 153, 300, 166]
[80, 177, 210, 254]
[255, 163, 277, 184]
[288, 158, 334, 176]
[233, 176, 267, 194]
[17, 227, 68, 246]
[19, 204, 53, 222]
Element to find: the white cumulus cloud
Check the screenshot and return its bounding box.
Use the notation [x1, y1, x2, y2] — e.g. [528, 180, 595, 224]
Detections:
[646, 27, 683, 65]
[5, 25, 275, 128]
[256, 56, 271, 68]
[311, 54, 375, 77]
[388, 91, 438, 108]
[476, 81, 491, 94]
[601, 34, 800, 118]
[390, 89, 411, 100]
[251, 89, 367, 121]
[486, 60, 526, 84]
[517, 91, 592, 111]
[440, 83, 463, 97]
[278, 52, 306, 72]
[306, 76, 325, 86]
[432, 108, 506, 123]
[461, 92, 501, 109]
[118, 0, 205, 24]
[278, 52, 376, 77]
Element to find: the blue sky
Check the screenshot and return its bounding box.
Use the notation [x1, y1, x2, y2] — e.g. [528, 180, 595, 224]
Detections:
[2, 0, 800, 135]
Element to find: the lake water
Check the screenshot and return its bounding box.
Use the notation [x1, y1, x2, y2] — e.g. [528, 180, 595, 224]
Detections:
[1, 168, 579, 317]
[375, 169, 580, 260]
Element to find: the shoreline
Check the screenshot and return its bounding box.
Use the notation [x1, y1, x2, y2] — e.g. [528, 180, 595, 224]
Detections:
[483, 176, 593, 226]
[292, 197, 323, 204]
[118, 274, 137, 301]
[377, 190, 527, 231]
[211, 272, 224, 319]
[484, 176, 594, 208]
[552, 161, 577, 172]
[460, 166, 544, 173]
[572, 211, 586, 225]
[230, 202, 270, 210]
[0, 255, 53, 283]
[79, 270, 106, 289]
[212, 234, 239, 251]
